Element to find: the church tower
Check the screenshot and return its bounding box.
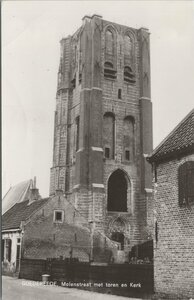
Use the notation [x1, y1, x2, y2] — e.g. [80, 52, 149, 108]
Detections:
[50, 15, 153, 250]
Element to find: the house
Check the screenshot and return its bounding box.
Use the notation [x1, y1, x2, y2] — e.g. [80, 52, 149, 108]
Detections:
[148, 109, 194, 299]
[2, 186, 118, 276]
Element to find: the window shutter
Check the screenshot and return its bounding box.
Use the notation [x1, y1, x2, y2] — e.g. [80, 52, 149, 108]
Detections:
[179, 161, 194, 207]
[187, 161, 194, 205]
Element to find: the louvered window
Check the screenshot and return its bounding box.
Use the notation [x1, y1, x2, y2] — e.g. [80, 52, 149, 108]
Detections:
[104, 62, 117, 80]
[178, 161, 194, 207]
[124, 66, 135, 83]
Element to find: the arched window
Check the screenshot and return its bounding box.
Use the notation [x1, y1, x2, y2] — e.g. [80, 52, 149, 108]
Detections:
[105, 29, 114, 55]
[124, 35, 133, 57]
[107, 170, 128, 212]
[178, 161, 194, 207]
[123, 116, 135, 162]
[103, 112, 115, 159]
[124, 66, 135, 83]
[104, 62, 116, 79]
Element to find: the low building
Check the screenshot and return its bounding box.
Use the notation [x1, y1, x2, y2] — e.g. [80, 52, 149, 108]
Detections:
[148, 109, 194, 299]
[2, 186, 118, 276]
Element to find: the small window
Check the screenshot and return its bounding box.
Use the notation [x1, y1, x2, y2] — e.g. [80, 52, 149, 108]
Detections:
[105, 147, 110, 159]
[118, 89, 122, 99]
[125, 150, 130, 161]
[53, 210, 64, 223]
[17, 238, 21, 244]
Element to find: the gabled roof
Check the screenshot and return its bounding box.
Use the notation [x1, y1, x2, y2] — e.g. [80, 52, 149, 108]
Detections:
[2, 180, 33, 214]
[2, 198, 49, 231]
[148, 109, 194, 163]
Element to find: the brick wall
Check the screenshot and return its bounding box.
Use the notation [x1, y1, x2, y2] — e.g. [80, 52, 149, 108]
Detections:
[154, 153, 194, 298]
[22, 194, 116, 263]
[49, 16, 153, 252]
[23, 195, 91, 261]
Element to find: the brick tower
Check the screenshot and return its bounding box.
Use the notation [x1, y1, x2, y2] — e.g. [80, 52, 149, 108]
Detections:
[50, 15, 153, 250]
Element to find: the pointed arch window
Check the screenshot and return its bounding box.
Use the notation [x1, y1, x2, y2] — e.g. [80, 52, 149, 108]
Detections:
[105, 29, 114, 56]
[124, 35, 133, 57]
[104, 62, 116, 79]
[124, 66, 135, 83]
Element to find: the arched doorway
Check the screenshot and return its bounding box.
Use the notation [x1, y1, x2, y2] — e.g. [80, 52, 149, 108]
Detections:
[107, 169, 128, 212]
[111, 232, 124, 250]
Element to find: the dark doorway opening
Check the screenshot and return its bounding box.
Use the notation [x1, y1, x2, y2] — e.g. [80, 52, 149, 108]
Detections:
[111, 232, 124, 250]
[107, 169, 128, 212]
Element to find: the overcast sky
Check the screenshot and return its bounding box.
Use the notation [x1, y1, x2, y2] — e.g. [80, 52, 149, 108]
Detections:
[2, 1, 194, 197]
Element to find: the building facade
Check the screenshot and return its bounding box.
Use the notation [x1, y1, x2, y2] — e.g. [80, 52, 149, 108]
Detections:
[148, 109, 194, 298]
[50, 15, 153, 252]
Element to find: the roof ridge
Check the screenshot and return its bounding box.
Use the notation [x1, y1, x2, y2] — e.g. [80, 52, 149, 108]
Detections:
[150, 108, 194, 158]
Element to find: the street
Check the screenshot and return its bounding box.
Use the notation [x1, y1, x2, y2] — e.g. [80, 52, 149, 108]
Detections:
[2, 276, 143, 300]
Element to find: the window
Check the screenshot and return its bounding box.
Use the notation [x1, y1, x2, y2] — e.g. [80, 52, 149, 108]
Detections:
[118, 89, 122, 99]
[123, 116, 135, 162]
[178, 161, 194, 207]
[124, 35, 133, 57]
[53, 210, 64, 223]
[125, 150, 130, 161]
[124, 66, 135, 83]
[103, 112, 115, 159]
[104, 62, 116, 80]
[105, 147, 110, 159]
[105, 29, 114, 56]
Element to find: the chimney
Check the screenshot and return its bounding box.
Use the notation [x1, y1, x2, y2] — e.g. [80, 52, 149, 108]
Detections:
[28, 177, 40, 204]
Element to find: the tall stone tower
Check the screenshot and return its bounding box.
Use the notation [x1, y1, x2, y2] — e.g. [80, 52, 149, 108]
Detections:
[50, 15, 153, 250]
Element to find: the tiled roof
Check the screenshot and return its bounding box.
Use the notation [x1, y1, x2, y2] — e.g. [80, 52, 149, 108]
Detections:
[2, 180, 33, 214]
[2, 198, 49, 231]
[148, 109, 194, 162]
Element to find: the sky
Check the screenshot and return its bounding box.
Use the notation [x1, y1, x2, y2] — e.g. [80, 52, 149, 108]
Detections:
[2, 1, 194, 198]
